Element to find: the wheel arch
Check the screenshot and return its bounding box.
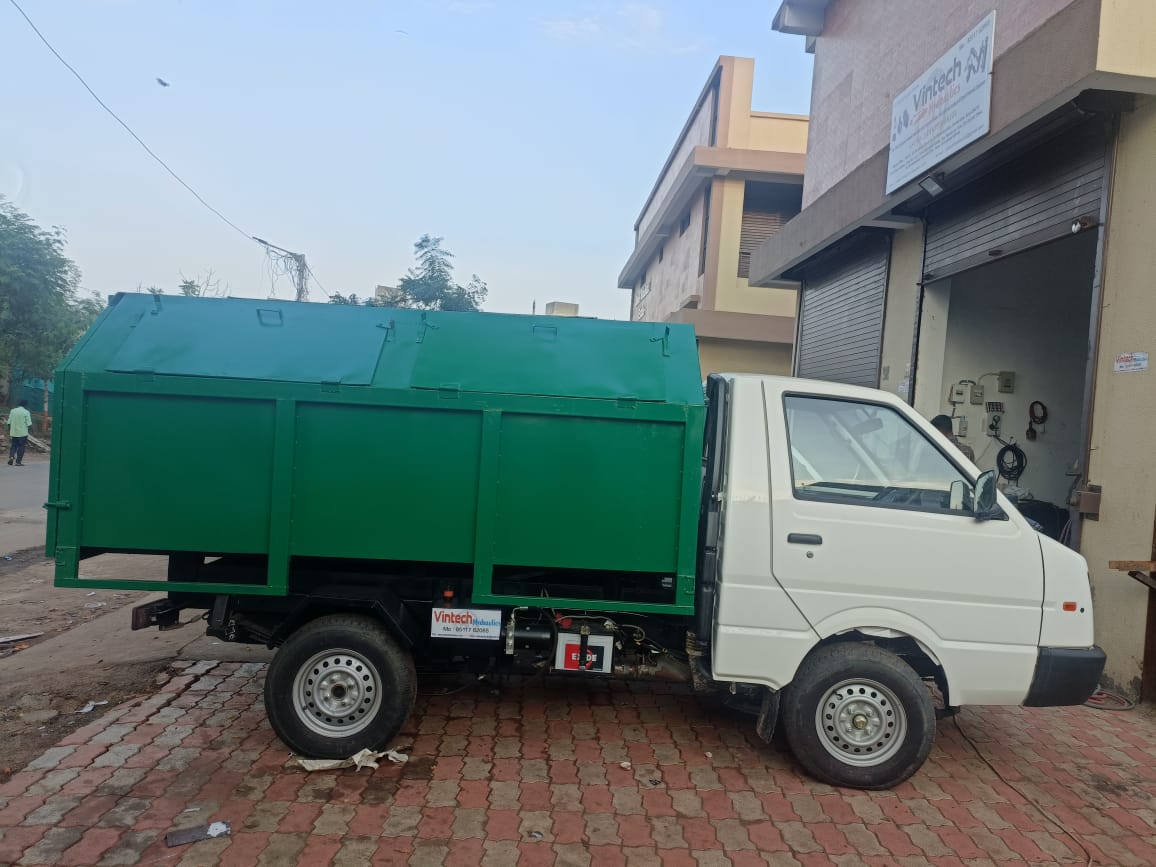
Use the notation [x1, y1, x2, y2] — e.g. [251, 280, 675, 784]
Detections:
[268, 584, 423, 650]
[805, 610, 953, 706]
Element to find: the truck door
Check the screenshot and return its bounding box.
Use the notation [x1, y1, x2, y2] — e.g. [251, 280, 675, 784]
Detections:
[766, 386, 1043, 706]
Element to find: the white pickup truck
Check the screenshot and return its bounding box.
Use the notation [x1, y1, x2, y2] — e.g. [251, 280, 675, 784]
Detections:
[701, 374, 1104, 788]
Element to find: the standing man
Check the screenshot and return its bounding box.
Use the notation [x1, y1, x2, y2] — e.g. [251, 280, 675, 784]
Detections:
[930, 414, 976, 462]
[7, 399, 32, 466]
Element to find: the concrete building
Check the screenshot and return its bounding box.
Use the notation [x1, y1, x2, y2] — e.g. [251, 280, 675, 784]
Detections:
[544, 302, 580, 317]
[619, 56, 808, 379]
[756, 0, 1156, 698]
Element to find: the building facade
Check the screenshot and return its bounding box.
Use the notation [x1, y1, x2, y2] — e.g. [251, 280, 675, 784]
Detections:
[619, 57, 808, 379]
[755, 0, 1156, 697]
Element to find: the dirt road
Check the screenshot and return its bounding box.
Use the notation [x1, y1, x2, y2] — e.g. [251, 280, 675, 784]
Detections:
[0, 454, 49, 555]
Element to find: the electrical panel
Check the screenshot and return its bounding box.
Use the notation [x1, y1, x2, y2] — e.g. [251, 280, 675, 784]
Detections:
[984, 401, 1005, 438]
[970, 383, 985, 405]
[948, 383, 967, 405]
[956, 417, 969, 437]
[998, 371, 1016, 393]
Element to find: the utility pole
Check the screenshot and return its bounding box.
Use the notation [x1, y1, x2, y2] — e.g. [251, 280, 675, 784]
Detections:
[254, 237, 311, 301]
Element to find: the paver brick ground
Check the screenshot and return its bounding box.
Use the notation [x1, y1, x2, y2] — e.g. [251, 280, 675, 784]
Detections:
[1, 661, 1155, 865]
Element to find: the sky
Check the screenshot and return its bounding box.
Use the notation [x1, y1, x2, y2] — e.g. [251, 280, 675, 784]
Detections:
[1, 0, 814, 320]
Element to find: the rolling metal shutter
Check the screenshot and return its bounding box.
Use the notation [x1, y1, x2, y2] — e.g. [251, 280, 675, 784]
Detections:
[737, 211, 786, 279]
[923, 122, 1108, 281]
[795, 234, 890, 387]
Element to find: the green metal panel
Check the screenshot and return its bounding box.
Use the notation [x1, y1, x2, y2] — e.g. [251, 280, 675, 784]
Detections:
[291, 403, 482, 562]
[106, 297, 391, 385]
[51, 294, 707, 612]
[79, 393, 276, 552]
[410, 312, 681, 401]
[492, 414, 686, 572]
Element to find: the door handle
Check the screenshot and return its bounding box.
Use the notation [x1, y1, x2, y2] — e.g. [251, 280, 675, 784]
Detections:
[787, 533, 823, 546]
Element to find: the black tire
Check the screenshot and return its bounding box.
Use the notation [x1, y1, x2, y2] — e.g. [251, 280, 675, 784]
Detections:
[782, 643, 935, 790]
[264, 614, 416, 759]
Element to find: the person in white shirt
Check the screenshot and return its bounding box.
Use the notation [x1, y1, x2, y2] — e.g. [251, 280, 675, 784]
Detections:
[7, 400, 32, 466]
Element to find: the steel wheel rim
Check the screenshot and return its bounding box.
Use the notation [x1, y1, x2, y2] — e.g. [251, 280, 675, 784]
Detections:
[815, 678, 907, 767]
[292, 648, 382, 737]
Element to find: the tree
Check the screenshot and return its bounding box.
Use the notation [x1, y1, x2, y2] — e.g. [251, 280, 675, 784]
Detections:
[329, 235, 488, 311]
[394, 235, 487, 312]
[178, 269, 225, 297]
[0, 200, 102, 403]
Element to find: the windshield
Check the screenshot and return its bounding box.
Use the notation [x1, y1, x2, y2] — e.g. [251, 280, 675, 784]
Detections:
[785, 395, 972, 513]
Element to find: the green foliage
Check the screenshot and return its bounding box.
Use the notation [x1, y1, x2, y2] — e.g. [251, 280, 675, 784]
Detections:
[395, 235, 487, 312]
[0, 200, 103, 394]
[329, 235, 487, 311]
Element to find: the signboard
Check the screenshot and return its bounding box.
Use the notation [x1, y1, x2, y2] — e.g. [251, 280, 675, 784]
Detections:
[1114, 351, 1149, 373]
[886, 11, 996, 194]
[430, 608, 502, 640]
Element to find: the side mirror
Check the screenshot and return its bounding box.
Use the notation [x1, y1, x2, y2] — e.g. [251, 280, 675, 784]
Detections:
[974, 470, 998, 518]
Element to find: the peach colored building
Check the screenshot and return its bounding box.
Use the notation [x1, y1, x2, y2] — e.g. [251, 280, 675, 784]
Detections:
[619, 57, 808, 379]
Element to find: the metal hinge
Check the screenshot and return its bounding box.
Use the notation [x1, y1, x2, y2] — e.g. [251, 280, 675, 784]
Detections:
[44, 500, 72, 511]
[649, 325, 672, 357]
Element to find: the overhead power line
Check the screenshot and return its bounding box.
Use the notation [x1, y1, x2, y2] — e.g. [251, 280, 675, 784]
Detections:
[6, 0, 253, 242]
[254, 237, 314, 302]
[9, 0, 335, 299]
[305, 264, 328, 296]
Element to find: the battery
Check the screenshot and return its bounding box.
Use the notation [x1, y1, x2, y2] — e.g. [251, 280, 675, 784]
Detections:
[554, 632, 614, 674]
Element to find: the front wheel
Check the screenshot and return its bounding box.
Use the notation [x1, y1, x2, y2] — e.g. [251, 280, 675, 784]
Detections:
[264, 614, 416, 758]
[782, 643, 935, 789]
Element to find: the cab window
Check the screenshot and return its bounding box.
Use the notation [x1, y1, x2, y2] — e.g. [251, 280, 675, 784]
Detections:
[784, 395, 972, 515]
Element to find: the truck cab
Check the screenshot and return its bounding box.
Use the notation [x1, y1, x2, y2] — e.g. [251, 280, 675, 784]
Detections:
[702, 374, 1103, 787]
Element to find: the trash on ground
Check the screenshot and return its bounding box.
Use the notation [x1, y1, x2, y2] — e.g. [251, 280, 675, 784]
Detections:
[704, 751, 713, 759]
[85, 591, 96, 596]
[165, 821, 230, 848]
[76, 700, 109, 714]
[0, 633, 43, 645]
[293, 747, 408, 772]
[84, 602, 106, 609]
[181, 807, 201, 814]
[2, 556, 12, 561]
[619, 761, 632, 770]
[528, 831, 544, 840]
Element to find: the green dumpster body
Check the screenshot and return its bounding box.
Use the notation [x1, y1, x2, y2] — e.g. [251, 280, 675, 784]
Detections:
[48, 294, 706, 615]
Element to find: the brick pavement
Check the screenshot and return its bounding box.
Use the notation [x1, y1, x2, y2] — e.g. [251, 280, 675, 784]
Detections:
[2, 661, 1156, 865]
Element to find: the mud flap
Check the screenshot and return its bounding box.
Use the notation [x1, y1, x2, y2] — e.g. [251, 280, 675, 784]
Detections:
[756, 689, 781, 743]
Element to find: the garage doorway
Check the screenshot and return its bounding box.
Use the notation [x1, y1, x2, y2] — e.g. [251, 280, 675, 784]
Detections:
[914, 231, 1098, 543]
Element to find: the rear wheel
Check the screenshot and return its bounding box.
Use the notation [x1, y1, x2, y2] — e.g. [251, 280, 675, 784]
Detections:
[264, 614, 416, 758]
[782, 643, 935, 789]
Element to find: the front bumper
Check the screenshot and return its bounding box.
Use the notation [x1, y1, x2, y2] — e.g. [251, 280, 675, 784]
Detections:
[1023, 645, 1106, 707]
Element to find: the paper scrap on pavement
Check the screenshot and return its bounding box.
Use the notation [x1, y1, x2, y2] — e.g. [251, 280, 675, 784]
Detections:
[165, 821, 231, 848]
[76, 700, 109, 714]
[293, 747, 409, 772]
